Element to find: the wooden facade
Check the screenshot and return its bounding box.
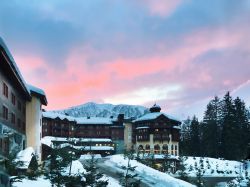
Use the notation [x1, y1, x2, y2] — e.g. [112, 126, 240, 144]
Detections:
[132, 104, 181, 155]
[41, 113, 125, 157]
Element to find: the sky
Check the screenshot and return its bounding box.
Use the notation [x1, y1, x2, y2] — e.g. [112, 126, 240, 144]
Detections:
[1, 0, 250, 119]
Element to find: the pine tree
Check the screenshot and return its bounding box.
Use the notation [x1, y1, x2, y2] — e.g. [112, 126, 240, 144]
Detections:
[193, 158, 205, 187]
[189, 116, 201, 156]
[234, 97, 250, 159]
[82, 154, 108, 187]
[221, 92, 239, 160]
[27, 154, 39, 180]
[201, 96, 221, 158]
[119, 150, 140, 187]
[44, 147, 67, 187]
[162, 153, 172, 173]
[177, 156, 189, 182]
[179, 117, 192, 155]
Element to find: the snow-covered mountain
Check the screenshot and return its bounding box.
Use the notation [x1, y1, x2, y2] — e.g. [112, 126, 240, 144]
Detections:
[53, 102, 149, 118]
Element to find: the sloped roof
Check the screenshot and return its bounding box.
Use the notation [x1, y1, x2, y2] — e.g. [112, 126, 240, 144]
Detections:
[42, 111, 113, 125]
[0, 37, 30, 98]
[43, 111, 76, 122]
[27, 84, 47, 105]
[133, 112, 180, 123]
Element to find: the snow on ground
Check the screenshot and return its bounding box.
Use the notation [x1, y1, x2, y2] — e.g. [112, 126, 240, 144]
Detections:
[15, 147, 35, 169]
[101, 175, 122, 187]
[184, 157, 248, 177]
[12, 177, 51, 187]
[79, 154, 102, 160]
[62, 160, 86, 175]
[105, 154, 194, 187]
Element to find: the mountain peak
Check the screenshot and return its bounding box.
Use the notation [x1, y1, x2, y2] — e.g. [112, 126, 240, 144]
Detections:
[53, 102, 149, 118]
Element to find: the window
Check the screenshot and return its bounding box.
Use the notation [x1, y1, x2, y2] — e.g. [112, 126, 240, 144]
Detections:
[22, 122, 25, 131]
[3, 82, 8, 98]
[162, 144, 168, 154]
[2, 105, 8, 120]
[18, 118, 21, 129]
[171, 145, 174, 155]
[11, 112, 15, 124]
[18, 101, 21, 111]
[11, 93, 16, 105]
[175, 145, 178, 156]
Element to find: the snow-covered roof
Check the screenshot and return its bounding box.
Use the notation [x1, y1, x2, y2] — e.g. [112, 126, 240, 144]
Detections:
[28, 84, 47, 105]
[136, 126, 149, 130]
[133, 112, 180, 123]
[60, 145, 114, 151]
[15, 147, 35, 169]
[76, 117, 113, 125]
[0, 37, 30, 98]
[173, 126, 181, 130]
[41, 136, 112, 147]
[43, 111, 76, 122]
[43, 111, 113, 125]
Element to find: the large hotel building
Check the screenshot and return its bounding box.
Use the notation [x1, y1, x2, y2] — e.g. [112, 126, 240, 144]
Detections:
[0, 36, 181, 163]
[0, 37, 47, 162]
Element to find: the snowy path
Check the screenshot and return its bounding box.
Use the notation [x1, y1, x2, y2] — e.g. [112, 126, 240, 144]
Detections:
[95, 155, 195, 187]
[96, 158, 156, 187]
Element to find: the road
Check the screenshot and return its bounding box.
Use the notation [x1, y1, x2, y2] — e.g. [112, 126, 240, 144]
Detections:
[81, 158, 156, 187]
[81, 157, 238, 187]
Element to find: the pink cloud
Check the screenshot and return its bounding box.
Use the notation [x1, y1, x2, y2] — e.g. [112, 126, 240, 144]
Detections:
[14, 22, 250, 111]
[141, 0, 183, 17]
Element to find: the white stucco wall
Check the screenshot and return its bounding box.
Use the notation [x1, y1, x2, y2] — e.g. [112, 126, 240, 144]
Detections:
[26, 96, 42, 161]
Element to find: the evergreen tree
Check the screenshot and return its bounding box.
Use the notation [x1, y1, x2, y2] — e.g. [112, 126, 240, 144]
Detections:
[179, 117, 192, 155]
[44, 147, 67, 187]
[234, 97, 250, 159]
[201, 96, 221, 158]
[82, 154, 108, 187]
[119, 150, 140, 187]
[189, 116, 201, 156]
[162, 153, 172, 173]
[221, 92, 239, 160]
[177, 156, 189, 182]
[193, 158, 205, 187]
[27, 154, 39, 180]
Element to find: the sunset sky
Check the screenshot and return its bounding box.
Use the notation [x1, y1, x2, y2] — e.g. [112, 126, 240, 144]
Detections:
[1, 0, 250, 119]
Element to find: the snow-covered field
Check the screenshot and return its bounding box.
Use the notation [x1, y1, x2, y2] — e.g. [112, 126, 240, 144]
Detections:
[183, 156, 246, 177]
[11, 149, 250, 187]
[12, 175, 121, 187]
[105, 154, 195, 187]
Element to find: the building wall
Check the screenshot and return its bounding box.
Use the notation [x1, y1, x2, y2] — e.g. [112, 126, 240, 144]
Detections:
[135, 135, 179, 155]
[0, 62, 26, 157]
[26, 96, 42, 160]
[124, 122, 133, 151]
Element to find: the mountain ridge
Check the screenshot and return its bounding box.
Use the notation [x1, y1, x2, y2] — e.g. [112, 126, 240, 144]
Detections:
[52, 102, 149, 118]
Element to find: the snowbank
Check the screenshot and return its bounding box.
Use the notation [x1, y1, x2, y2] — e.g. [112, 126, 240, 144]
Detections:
[15, 147, 35, 169]
[62, 160, 86, 175]
[184, 157, 243, 177]
[79, 154, 102, 160]
[12, 177, 51, 187]
[106, 155, 194, 187]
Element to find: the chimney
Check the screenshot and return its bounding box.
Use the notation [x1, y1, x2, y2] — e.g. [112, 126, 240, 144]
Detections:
[118, 114, 124, 122]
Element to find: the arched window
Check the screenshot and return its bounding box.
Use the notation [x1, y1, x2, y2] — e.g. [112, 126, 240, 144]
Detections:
[171, 144, 174, 155]
[162, 144, 168, 154]
[145, 144, 150, 150]
[145, 144, 150, 153]
[138, 145, 143, 150]
[175, 145, 178, 156]
[154, 144, 160, 154]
